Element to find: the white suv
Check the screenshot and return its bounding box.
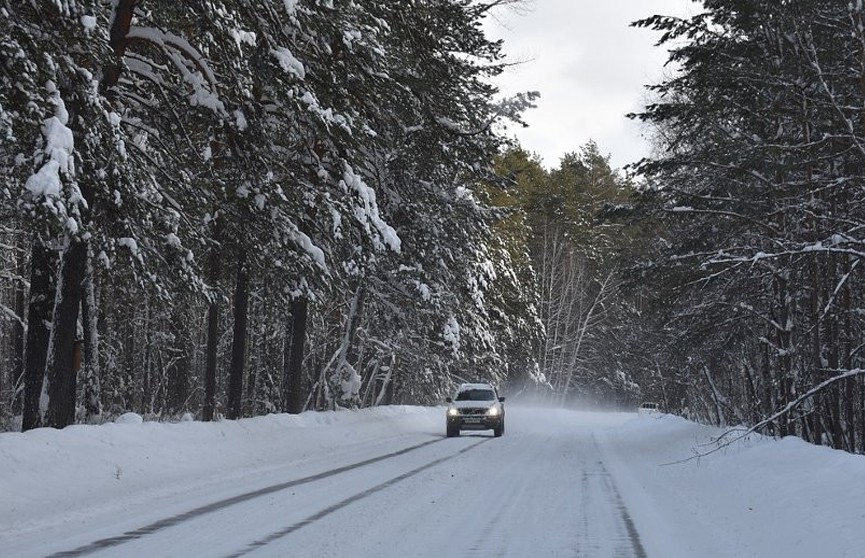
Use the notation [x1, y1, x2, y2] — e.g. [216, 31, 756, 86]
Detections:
[638, 401, 660, 416]
[445, 383, 505, 437]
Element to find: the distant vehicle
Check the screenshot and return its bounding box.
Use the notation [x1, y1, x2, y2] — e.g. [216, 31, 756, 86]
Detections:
[638, 402, 661, 415]
[445, 382, 505, 437]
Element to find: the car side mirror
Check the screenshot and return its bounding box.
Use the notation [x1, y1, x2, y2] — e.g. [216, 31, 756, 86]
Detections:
[498, 397, 505, 402]
[446, 397, 453, 403]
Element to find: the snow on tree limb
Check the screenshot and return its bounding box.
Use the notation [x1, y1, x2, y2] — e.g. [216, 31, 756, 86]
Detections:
[126, 26, 225, 114]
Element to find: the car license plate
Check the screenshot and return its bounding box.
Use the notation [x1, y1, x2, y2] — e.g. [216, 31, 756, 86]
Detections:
[463, 417, 481, 424]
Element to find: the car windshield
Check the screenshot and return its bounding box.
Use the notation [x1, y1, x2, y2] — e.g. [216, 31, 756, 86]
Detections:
[455, 389, 495, 402]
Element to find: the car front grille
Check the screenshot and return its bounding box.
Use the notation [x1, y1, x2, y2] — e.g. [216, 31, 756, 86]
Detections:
[459, 407, 488, 416]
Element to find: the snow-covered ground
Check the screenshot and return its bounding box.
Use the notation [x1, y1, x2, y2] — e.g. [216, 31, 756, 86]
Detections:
[1, 405, 863, 557]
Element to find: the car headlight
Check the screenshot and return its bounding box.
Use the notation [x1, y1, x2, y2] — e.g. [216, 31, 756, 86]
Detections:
[486, 406, 499, 416]
[447, 407, 459, 417]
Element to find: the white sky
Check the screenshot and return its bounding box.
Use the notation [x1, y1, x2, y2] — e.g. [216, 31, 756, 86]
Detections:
[487, 0, 698, 170]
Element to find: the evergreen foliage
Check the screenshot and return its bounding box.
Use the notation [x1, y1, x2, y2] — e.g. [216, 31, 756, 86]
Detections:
[630, 0, 865, 452]
[492, 145, 641, 406]
[0, 1, 539, 428]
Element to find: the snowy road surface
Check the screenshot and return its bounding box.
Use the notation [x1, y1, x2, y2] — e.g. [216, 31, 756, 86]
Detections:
[2, 405, 864, 557]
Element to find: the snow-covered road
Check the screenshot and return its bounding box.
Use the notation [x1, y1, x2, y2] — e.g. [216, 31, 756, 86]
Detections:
[5, 408, 644, 557]
[2, 405, 864, 557]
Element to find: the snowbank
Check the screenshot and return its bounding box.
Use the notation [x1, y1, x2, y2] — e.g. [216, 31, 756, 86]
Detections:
[597, 413, 865, 558]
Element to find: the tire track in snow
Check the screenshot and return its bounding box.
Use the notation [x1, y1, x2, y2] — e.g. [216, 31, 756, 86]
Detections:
[45, 436, 445, 557]
[225, 437, 492, 558]
[463, 433, 560, 557]
[585, 436, 648, 558]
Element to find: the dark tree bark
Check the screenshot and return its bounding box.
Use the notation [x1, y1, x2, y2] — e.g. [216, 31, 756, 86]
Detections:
[121, 294, 137, 410]
[382, 375, 396, 406]
[842, 271, 855, 452]
[11, 249, 26, 414]
[142, 300, 152, 413]
[202, 227, 222, 421]
[282, 296, 308, 414]
[102, 0, 139, 96]
[246, 353, 257, 415]
[227, 260, 249, 420]
[170, 349, 191, 413]
[80, 251, 101, 421]
[167, 306, 190, 414]
[858, 376, 865, 453]
[21, 242, 56, 431]
[774, 272, 792, 438]
[343, 285, 367, 381]
[203, 299, 219, 421]
[44, 239, 88, 429]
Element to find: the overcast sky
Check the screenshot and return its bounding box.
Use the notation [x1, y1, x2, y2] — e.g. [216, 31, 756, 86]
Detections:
[486, 0, 698, 170]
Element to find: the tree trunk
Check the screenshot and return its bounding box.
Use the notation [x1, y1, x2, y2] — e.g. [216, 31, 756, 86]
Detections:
[43, 239, 88, 429]
[103, 0, 139, 96]
[122, 295, 137, 410]
[803, 261, 820, 444]
[203, 299, 219, 421]
[21, 242, 56, 431]
[823, 257, 843, 449]
[81, 249, 102, 422]
[202, 227, 222, 421]
[761, 327, 774, 435]
[142, 298, 152, 413]
[282, 296, 308, 414]
[842, 263, 855, 452]
[860, 375, 865, 454]
[11, 247, 27, 414]
[384, 360, 398, 405]
[227, 260, 249, 420]
[813, 394, 824, 446]
[167, 306, 191, 415]
[774, 272, 793, 437]
[333, 284, 367, 405]
[246, 345, 258, 415]
[374, 352, 397, 406]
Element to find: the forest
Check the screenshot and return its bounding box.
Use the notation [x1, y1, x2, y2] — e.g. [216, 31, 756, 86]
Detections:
[3, 1, 865, 456]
